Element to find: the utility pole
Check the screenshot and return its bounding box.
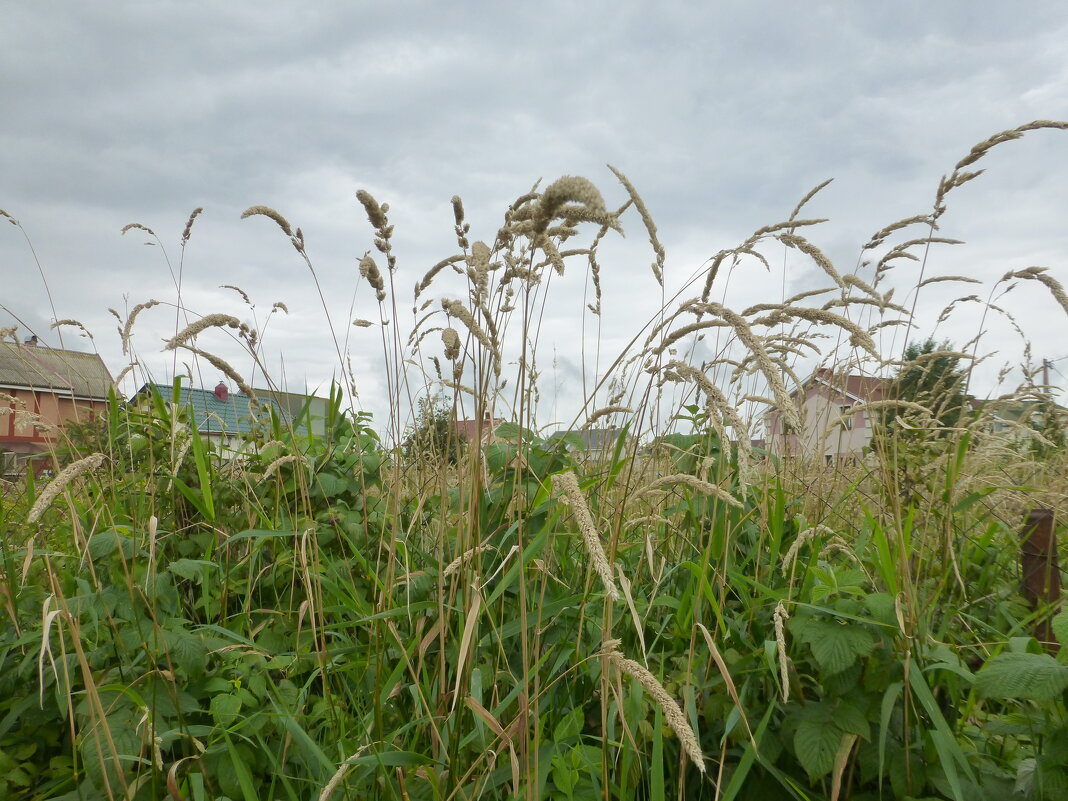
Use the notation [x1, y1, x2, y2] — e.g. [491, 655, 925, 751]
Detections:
[1042, 358, 1051, 393]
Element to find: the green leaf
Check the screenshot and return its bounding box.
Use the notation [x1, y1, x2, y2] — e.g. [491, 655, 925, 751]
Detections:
[210, 692, 243, 728]
[87, 529, 136, 560]
[167, 558, 215, 581]
[1052, 611, 1068, 649]
[553, 707, 584, 742]
[164, 625, 208, 677]
[793, 616, 876, 675]
[794, 720, 841, 781]
[975, 653, 1068, 701]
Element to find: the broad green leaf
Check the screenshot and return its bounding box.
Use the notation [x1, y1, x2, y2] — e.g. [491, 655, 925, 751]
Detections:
[164, 625, 208, 677]
[553, 707, 584, 742]
[794, 720, 841, 781]
[1051, 611, 1068, 649]
[210, 692, 243, 728]
[87, 529, 136, 560]
[793, 617, 876, 675]
[975, 653, 1068, 701]
[167, 558, 215, 581]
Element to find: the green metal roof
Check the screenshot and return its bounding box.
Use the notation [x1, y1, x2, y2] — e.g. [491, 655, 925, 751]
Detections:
[134, 384, 280, 436]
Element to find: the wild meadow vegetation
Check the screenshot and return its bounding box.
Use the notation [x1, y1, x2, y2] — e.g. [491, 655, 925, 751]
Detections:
[3, 121, 1068, 800]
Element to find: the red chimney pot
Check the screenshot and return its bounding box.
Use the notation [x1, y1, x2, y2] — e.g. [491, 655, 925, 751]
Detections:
[214, 382, 229, 402]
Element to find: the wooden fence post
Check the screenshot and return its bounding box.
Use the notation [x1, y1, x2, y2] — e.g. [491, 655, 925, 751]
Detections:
[1020, 507, 1061, 648]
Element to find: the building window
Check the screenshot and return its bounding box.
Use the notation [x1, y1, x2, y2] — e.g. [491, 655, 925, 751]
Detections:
[839, 405, 853, 430]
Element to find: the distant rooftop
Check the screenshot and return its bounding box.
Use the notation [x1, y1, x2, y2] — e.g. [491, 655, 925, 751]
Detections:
[0, 340, 114, 400]
[134, 383, 285, 436]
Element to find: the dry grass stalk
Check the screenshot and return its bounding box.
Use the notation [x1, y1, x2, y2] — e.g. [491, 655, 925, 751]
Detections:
[1002, 267, 1068, 317]
[50, 319, 93, 339]
[441, 327, 461, 361]
[181, 207, 203, 243]
[165, 314, 247, 349]
[360, 254, 387, 302]
[262, 455, 299, 481]
[585, 405, 632, 425]
[120, 300, 160, 355]
[352, 319, 375, 328]
[441, 299, 500, 371]
[169, 343, 259, 405]
[552, 471, 619, 601]
[221, 285, 252, 305]
[318, 748, 369, 801]
[781, 525, 834, 576]
[773, 602, 790, 702]
[635, 473, 742, 508]
[441, 543, 494, 578]
[601, 640, 705, 773]
[608, 165, 664, 286]
[28, 453, 105, 523]
[240, 205, 293, 237]
[777, 232, 844, 288]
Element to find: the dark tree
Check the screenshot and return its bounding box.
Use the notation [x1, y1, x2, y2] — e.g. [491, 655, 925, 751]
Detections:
[881, 338, 970, 438]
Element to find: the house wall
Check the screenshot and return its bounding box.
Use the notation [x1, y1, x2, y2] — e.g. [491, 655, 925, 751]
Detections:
[766, 385, 875, 458]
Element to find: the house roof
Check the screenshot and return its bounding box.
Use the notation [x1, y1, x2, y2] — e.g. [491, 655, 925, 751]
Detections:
[454, 416, 498, 442]
[0, 342, 114, 400]
[548, 427, 623, 451]
[793, 369, 890, 404]
[133, 383, 284, 436]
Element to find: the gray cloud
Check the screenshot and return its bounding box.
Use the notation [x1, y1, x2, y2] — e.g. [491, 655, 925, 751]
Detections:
[4, 1, 1068, 431]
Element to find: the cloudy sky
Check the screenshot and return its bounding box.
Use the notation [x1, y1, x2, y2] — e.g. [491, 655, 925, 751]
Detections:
[3, 2, 1068, 437]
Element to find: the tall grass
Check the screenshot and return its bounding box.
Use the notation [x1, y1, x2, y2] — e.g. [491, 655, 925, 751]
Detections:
[2, 122, 1068, 800]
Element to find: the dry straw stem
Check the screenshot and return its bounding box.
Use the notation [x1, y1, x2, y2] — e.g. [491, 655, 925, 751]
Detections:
[120, 299, 160, 355]
[696, 622, 757, 751]
[552, 471, 619, 601]
[441, 299, 500, 370]
[170, 343, 259, 405]
[261, 454, 299, 481]
[601, 640, 705, 773]
[585, 405, 633, 426]
[318, 748, 369, 801]
[441, 327, 461, 361]
[1002, 267, 1068, 316]
[220, 284, 252, 305]
[700, 218, 826, 303]
[121, 222, 156, 237]
[114, 362, 139, 385]
[50, 319, 93, 339]
[917, 275, 981, 289]
[165, 314, 247, 349]
[441, 543, 494, 578]
[863, 214, 933, 251]
[781, 524, 835, 576]
[635, 473, 743, 508]
[750, 307, 878, 357]
[773, 602, 790, 703]
[28, 453, 105, 523]
[240, 205, 294, 237]
[359, 254, 387, 302]
[416, 255, 465, 298]
[181, 207, 203, 244]
[528, 175, 618, 236]
[777, 232, 844, 288]
[608, 165, 665, 286]
[788, 178, 834, 222]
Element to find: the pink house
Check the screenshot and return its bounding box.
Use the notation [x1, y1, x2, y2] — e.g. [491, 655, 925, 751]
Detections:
[765, 368, 889, 459]
[1, 336, 114, 475]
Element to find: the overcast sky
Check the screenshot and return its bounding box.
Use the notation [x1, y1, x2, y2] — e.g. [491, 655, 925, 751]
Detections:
[3, 2, 1068, 437]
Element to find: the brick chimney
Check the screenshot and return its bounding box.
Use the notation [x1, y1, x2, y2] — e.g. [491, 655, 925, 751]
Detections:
[213, 382, 229, 402]
[23, 335, 38, 348]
